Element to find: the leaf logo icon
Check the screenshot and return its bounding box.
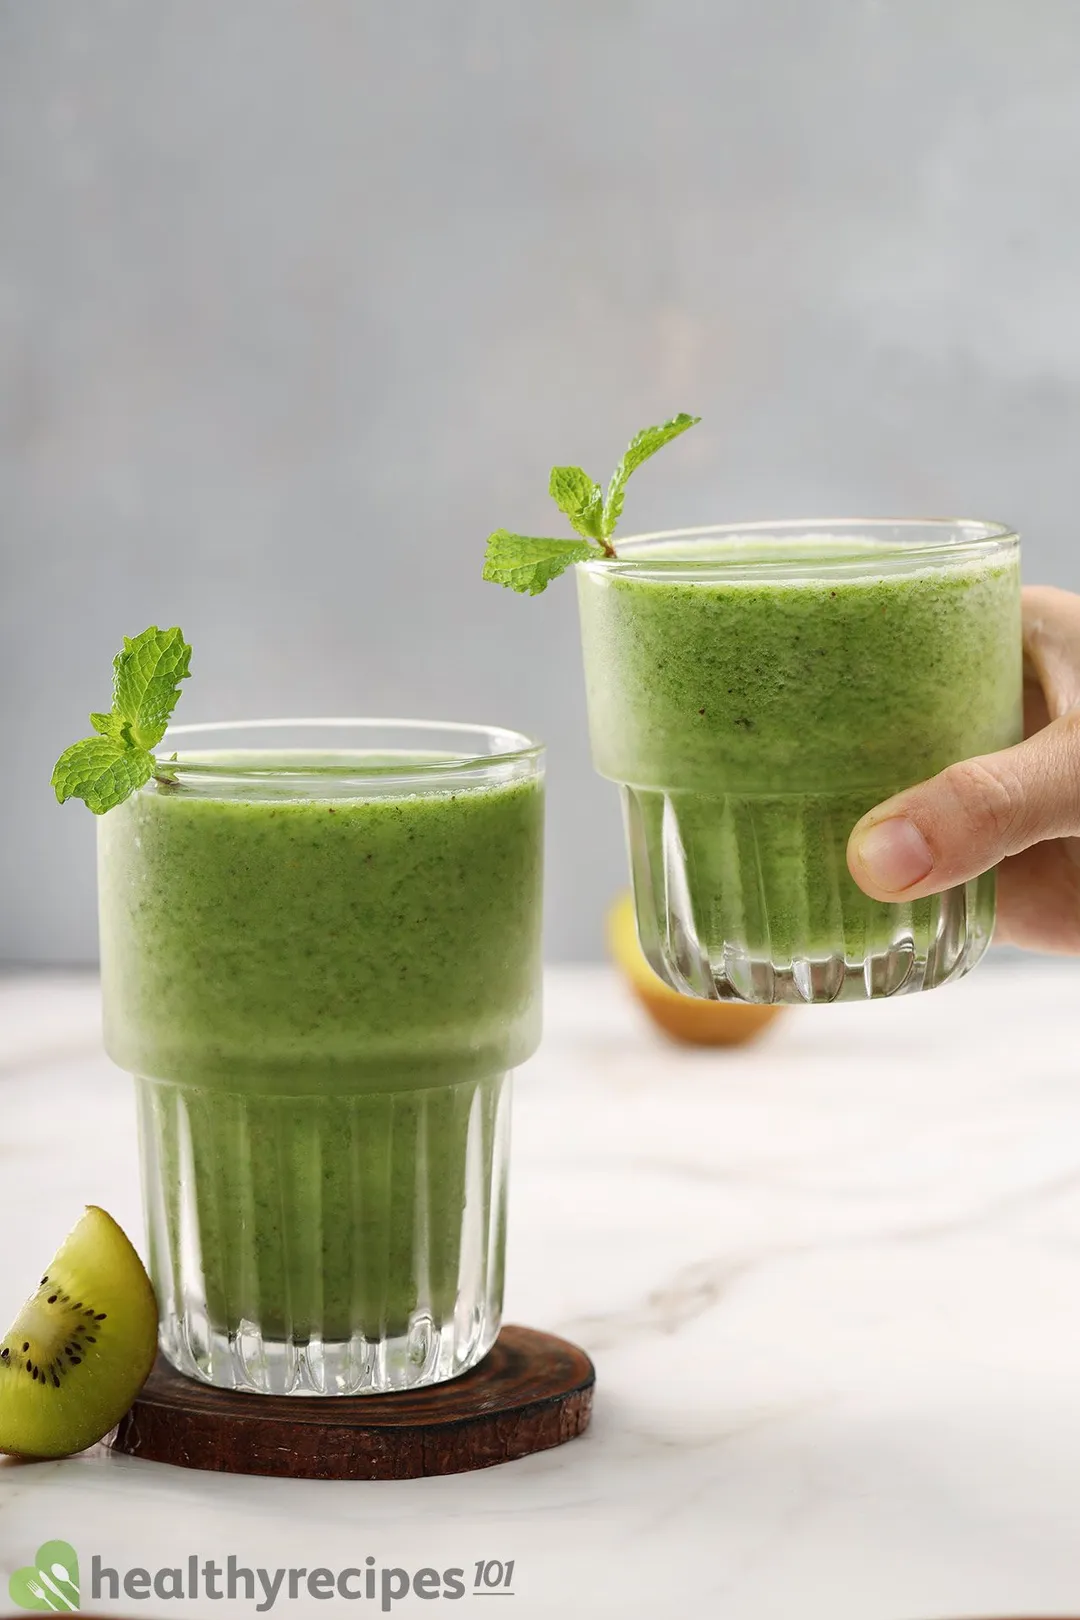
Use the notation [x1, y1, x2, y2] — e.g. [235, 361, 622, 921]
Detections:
[8, 1540, 80, 1612]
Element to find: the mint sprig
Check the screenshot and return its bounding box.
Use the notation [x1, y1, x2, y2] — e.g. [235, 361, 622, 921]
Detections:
[52, 626, 192, 815]
[482, 412, 700, 595]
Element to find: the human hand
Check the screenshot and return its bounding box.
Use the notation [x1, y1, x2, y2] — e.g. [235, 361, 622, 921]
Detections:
[847, 585, 1080, 953]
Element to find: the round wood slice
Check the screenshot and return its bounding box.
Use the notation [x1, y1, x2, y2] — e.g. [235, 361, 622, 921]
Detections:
[107, 1324, 594, 1480]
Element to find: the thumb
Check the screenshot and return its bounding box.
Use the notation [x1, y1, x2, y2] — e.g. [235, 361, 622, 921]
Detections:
[847, 713, 1080, 901]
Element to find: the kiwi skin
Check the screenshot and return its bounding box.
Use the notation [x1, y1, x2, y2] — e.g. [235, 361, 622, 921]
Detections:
[0, 1205, 158, 1460]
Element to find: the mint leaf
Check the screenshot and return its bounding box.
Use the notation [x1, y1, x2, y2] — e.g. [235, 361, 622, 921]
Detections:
[111, 626, 192, 750]
[52, 625, 192, 814]
[482, 411, 700, 594]
[482, 531, 597, 596]
[548, 466, 604, 542]
[90, 711, 134, 745]
[51, 737, 155, 816]
[602, 412, 700, 537]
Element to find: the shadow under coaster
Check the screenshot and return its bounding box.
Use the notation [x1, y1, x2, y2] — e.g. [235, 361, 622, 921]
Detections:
[106, 1324, 595, 1480]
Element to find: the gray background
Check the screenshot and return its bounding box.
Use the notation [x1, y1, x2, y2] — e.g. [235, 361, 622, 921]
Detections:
[3, 0, 1080, 966]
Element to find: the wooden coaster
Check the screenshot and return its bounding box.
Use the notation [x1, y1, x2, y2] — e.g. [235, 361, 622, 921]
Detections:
[107, 1324, 594, 1480]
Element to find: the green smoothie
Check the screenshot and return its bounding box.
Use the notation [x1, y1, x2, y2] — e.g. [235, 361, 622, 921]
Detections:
[577, 530, 1022, 1002]
[98, 741, 544, 1387]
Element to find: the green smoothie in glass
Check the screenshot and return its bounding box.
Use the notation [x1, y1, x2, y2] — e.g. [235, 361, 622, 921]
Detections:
[481, 418, 1022, 1004]
[95, 719, 544, 1395]
[576, 522, 1022, 1003]
[482, 417, 1023, 997]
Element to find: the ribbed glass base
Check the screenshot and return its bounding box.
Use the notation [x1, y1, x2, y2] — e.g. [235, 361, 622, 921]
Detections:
[623, 785, 995, 1005]
[137, 1072, 510, 1395]
[155, 1315, 502, 1398]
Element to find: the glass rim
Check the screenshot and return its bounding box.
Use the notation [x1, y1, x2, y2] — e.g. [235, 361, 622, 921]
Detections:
[158, 717, 544, 780]
[577, 517, 1019, 579]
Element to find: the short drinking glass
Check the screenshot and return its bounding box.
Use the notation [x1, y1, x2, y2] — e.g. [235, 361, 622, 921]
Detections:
[576, 521, 1021, 1004]
[97, 719, 544, 1394]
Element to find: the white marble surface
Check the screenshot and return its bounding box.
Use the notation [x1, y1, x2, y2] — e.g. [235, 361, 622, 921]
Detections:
[3, 962, 1080, 1618]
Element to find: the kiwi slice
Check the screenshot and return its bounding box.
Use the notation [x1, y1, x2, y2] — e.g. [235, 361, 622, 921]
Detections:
[0, 1205, 158, 1459]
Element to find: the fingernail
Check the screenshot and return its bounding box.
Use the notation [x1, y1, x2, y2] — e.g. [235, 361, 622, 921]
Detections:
[853, 818, 934, 893]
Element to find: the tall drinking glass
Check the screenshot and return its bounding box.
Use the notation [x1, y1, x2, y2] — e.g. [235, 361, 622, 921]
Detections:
[576, 521, 1022, 1004]
[97, 720, 544, 1395]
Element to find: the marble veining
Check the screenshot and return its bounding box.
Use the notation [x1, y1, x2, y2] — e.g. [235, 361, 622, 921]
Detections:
[1, 962, 1080, 1618]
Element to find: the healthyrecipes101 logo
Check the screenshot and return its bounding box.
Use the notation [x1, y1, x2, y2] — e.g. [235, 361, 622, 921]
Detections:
[8, 1540, 519, 1610]
[8, 1541, 80, 1612]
